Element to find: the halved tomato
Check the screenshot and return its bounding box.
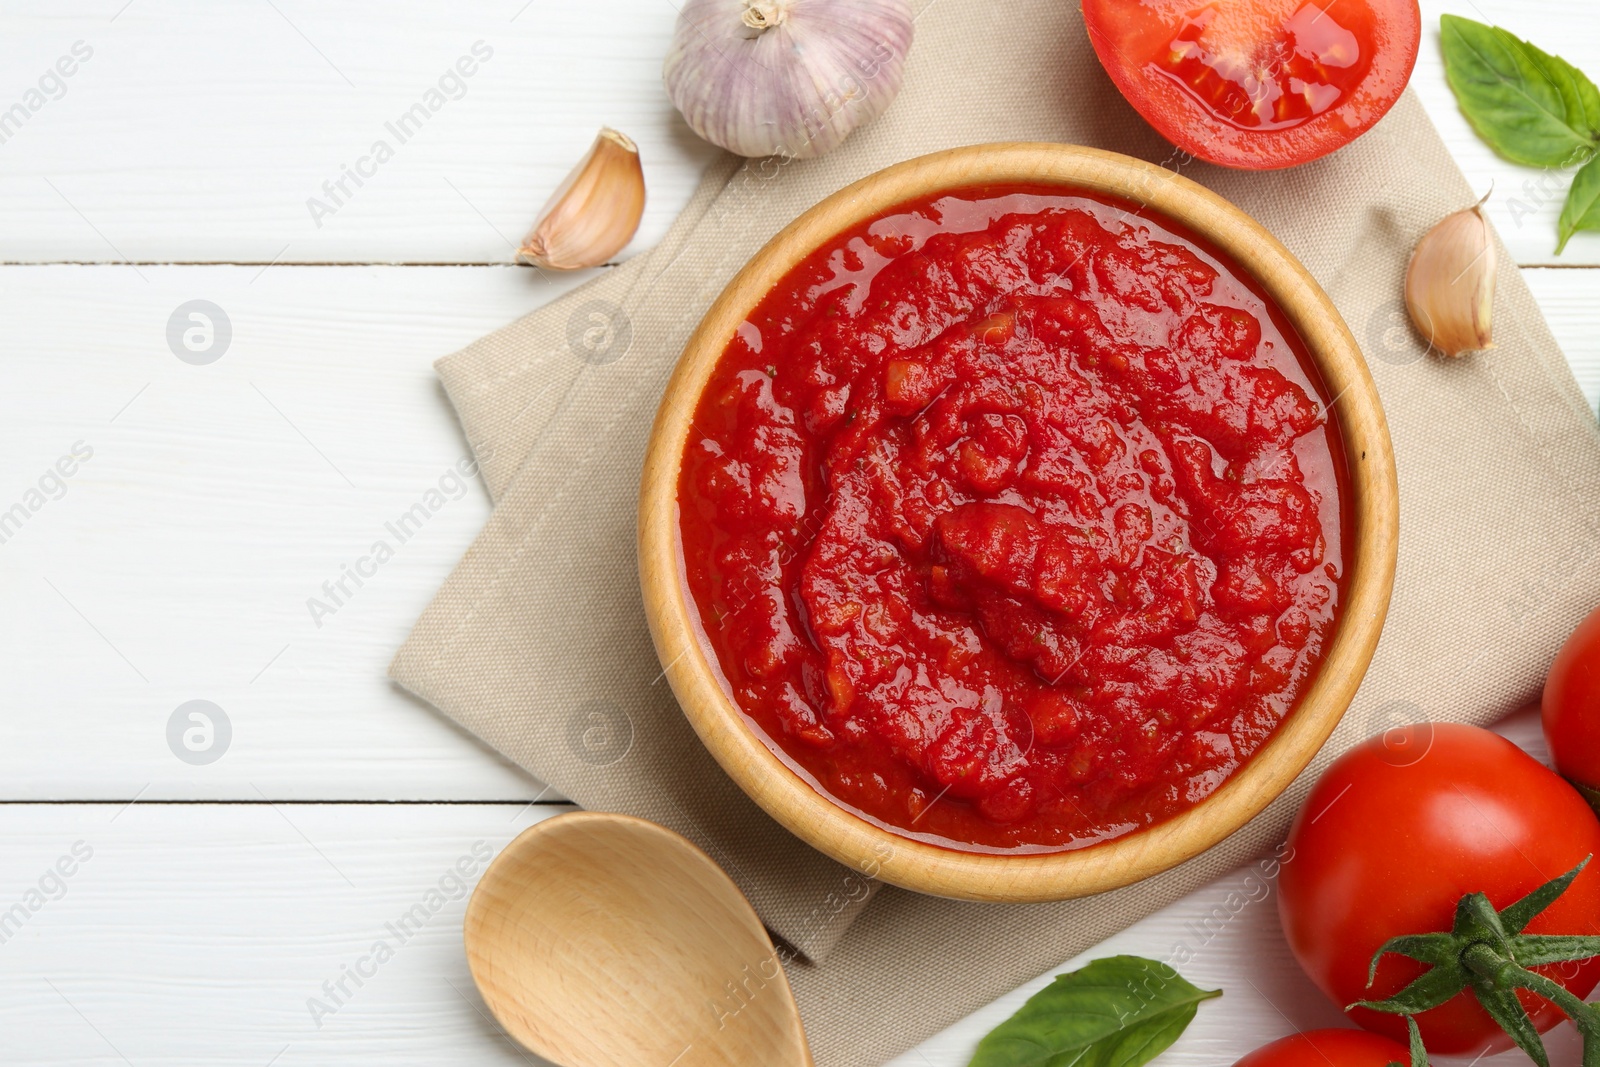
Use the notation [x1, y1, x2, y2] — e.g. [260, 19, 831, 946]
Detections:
[1082, 0, 1421, 169]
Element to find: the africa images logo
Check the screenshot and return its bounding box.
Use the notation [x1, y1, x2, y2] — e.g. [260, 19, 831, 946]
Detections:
[305, 41, 494, 228]
[305, 841, 493, 1028]
[305, 459, 479, 628]
[0, 40, 93, 147]
[0, 441, 94, 547]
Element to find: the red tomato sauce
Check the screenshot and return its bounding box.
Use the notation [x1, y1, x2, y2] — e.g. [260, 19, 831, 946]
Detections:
[678, 185, 1347, 852]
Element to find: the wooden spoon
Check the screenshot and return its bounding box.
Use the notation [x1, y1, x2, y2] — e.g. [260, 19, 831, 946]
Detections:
[464, 811, 813, 1067]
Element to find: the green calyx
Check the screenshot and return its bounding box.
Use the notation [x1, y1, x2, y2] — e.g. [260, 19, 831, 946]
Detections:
[1382, 1016, 1429, 1067]
[1577, 781, 1600, 819]
[1352, 857, 1600, 1067]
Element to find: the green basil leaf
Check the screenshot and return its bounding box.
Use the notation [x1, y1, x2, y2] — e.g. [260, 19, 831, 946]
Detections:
[1558, 155, 1600, 253]
[968, 955, 1220, 1067]
[1545, 52, 1600, 138]
[1441, 14, 1600, 168]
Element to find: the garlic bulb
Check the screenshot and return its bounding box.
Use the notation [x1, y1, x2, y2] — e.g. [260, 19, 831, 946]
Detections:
[664, 0, 914, 160]
[1404, 195, 1496, 358]
[519, 128, 645, 270]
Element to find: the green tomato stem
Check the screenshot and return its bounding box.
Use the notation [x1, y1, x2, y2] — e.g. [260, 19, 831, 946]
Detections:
[1360, 858, 1600, 1067]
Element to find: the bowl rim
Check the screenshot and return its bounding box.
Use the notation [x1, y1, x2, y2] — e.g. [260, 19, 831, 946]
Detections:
[638, 141, 1398, 902]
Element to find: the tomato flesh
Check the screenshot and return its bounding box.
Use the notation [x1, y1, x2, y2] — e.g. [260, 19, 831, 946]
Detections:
[1232, 1028, 1412, 1067]
[1279, 723, 1600, 1053]
[1544, 603, 1600, 792]
[1156, 4, 1371, 131]
[1083, 0, 1421, 169]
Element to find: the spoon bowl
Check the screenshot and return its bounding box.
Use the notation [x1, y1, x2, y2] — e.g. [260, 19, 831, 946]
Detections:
[465, 811, 813, 1067]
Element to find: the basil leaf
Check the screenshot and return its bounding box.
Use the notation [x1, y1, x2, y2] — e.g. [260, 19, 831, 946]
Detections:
[968, 955, 1221, 1067]
[1545, 52, 1600, 138]
[1441, 15, 1600, 168]
[1558, 155, 1600, 253]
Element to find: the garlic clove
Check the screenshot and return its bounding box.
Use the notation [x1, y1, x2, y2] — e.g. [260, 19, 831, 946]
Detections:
[1404, 194, 1496, 358]
[518, 127, 645, 270]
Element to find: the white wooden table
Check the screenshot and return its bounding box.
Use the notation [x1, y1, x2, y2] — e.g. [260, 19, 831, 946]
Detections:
[1, 2, 1596, 1064]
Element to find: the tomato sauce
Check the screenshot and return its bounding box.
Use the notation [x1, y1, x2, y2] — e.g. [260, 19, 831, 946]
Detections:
[678, 185, 1346, 852]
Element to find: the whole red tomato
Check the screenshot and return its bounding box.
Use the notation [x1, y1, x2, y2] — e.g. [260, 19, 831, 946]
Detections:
[1234, 1028, 1414, 1067]
[1279, 723, 1600, 1054]
[1544, 604, 1600, 797]
[1081, 0, 1421, 170]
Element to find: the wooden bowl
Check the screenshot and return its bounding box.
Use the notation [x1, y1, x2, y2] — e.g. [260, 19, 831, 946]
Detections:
[638, 143, 1398, 903]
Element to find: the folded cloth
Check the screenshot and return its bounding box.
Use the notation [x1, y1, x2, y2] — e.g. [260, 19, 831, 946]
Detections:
[392, 1, 1600, 1062]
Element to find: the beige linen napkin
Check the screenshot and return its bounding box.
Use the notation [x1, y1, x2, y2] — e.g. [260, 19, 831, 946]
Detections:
[392, 1, 1600, 1062]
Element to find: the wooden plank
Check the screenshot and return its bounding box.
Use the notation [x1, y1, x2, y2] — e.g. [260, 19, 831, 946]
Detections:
[1, 262, 1595, 802]
[0, 718, 1567, 1067]
[0, 264, 580, 802]
[0, 0, 718, 265]
[0, 802, 567, 1065]
[1, 1, 1598, 265]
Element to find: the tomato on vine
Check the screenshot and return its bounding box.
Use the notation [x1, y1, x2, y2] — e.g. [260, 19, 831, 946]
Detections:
[1279, 723, 1600, 1060]
[1543, 603, 1600, 811]
[1233, 1025, 1423, 1067]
